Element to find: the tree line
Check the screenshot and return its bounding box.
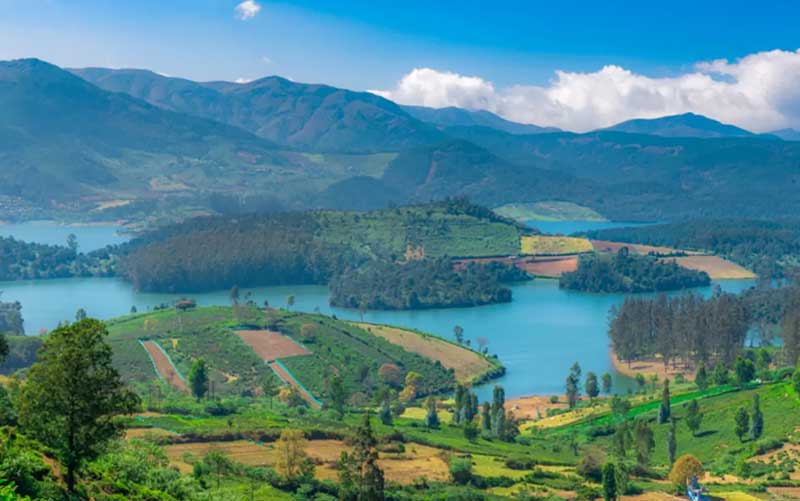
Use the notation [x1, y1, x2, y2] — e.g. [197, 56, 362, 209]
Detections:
[560, 250, 710, 293]
[609, 290, 750, 369]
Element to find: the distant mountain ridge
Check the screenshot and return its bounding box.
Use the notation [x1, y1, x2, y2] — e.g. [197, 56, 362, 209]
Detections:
[603, 112, 755, 138]
[402, 105, 560, 135]
[72, 67, 445, 153]
[770, 128, 800, 141]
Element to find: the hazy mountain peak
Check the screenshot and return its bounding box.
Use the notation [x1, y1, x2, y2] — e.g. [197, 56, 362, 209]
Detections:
[402, 104, 560, 135]
[604, 112, 755, 138]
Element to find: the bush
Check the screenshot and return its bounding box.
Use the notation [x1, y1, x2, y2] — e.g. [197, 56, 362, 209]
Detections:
[449, 457, 473, 485]
[576, 447, 605, 482]
[669, 454, 704, 491]
[504, 456, 536, 470]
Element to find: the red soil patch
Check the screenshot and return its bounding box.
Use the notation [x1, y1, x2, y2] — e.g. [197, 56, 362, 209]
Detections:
[517, 256, 578, 277]
[505, 395, 569, 420]
[269, 361, 321, 409]
[142, 341, 188, 393]
[236, 330, 310, 361]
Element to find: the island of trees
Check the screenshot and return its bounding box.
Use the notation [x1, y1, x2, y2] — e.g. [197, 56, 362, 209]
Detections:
[560, 250, 711, 293]
[330, 259, 530, 310]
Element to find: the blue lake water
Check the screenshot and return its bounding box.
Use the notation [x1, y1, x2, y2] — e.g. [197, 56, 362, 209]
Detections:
[0, 221, 129, 252]
[0, 221, 754, 400]
[527, 220, 654, 235]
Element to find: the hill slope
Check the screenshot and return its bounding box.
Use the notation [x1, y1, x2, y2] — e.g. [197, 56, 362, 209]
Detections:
[402, 105, 559, 135]
[603, 112, 755, 138]
[0, 58, 318, 211]
[72, 67, 445, 153]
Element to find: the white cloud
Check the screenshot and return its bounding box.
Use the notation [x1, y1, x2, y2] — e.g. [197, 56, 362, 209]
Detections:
[371, 49, 800, 132]
[235, 77, 253, 84]
[260, 55, 272, 64]
[234, 0, 261, 20]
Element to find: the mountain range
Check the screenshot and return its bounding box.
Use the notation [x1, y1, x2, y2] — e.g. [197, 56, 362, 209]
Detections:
[3, 58, 800, 222]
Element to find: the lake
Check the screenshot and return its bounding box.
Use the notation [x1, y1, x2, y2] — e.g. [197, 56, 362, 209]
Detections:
[0, 221, 754, 401]
[0, 221, 129, 252]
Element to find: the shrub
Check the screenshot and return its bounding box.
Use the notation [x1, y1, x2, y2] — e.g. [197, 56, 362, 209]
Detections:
[449, 457, 473, 485]
[669, 454, 704, 491]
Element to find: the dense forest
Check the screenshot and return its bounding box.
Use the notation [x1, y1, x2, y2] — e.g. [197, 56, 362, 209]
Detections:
[560, 251, 710, 293]
[587, 220, 800, 278]
[121, 199, 527, 293]
[329, 259, 530, 310]
[0, 236, 113, 281]
[0, 301, 23, 335]
[609, 291, 751, 368]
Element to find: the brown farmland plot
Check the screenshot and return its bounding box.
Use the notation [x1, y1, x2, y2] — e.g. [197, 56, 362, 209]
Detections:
[235, 330, 310, 361]
[141, 340, 188, 393]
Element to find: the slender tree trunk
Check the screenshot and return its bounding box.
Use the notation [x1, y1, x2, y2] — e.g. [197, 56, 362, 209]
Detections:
[66, 462, 76, 493]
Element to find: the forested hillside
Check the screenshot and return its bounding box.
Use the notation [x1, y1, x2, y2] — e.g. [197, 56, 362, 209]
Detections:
[121, 199, 529, 294]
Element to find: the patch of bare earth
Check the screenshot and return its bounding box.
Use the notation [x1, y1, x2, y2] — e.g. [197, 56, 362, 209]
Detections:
[236, 330, 310, 361]
[142, 340, 188, 392]
[611, 351, 695, 381]
[505, 395, 569, 420]
[661, 255, 756, 280]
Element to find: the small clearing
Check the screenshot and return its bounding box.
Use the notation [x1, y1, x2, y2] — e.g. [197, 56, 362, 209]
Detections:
[354, 322, 495, 384]
[611, 351, 695, 381]
[661, 255, 756, 279]
[505, 395, 569, 420]
[235, 329, 310, 361]
[591, 239, 695, 256]
[517, 256, 579, 277]
[141, 340, 188, 393]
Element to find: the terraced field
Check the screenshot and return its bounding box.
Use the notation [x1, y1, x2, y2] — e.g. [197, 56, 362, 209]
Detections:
[141, 340, 187, 393]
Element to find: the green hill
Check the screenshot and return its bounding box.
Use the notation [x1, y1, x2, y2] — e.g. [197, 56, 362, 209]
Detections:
[72, 67, 445, 154]
[105, 305, 497, 404]
[402, 105, 559, 135]
[603, 112, 755, 138]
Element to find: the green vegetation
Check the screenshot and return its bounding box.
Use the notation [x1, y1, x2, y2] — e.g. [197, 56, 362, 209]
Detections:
[560, 251, 710, 293]
[122, 199, 528, 294]
[494, 201, 606, 222]
[587, 219, 800, 278]
[330, 259, 529, 310]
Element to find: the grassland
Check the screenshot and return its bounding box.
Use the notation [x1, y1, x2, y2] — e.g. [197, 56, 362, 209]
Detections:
[352, 322, 503, 384]
[494, 201, 607, 222]
[662, 255, 757, 279]
[520, 235, 594, 255]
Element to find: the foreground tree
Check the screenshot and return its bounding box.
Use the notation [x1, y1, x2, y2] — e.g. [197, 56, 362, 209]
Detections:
[633, 419, 655, 465]
[658, 379, 671, 424]
[188, 358, 209, 400]
[669, 454, 704, 491]
[751, 394, 764, 440]
[601, 372, 613, 394]
[585, 372, 600, 401]
[667, 419, 678, 466]
[339, 413, 385, 501]
[275, 429, 314, 484]
[17, 319, 139, 492]
[685, 399, 703, 437]
[602, 462, 618, 501]
[734, 407, 750, 442]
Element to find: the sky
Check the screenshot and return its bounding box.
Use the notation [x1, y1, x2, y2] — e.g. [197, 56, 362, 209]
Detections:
[2, 0, 800, 131]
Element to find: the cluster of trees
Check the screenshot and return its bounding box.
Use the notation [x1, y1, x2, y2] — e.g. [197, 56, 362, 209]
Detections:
[0, 299, 23, 335]
[560, 251, 710, 293]
[564, 362, 613, 408]
[0, 235, 113, 281]
[329, 259, 529, 310]
[587, 219, 800, 278]
[122, 213, 359, 292]
[609, 291, 750, 368]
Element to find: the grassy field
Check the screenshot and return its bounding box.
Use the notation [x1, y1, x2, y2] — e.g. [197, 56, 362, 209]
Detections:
[352, 322, 502, 384]
[662, 255, 757, 279]
[520, 235, 594, 255]
[494, 201, 607, 222]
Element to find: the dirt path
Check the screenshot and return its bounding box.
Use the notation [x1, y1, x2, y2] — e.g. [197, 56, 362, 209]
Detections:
[268, 360, 322, 409]
[141, 340, 188, 393]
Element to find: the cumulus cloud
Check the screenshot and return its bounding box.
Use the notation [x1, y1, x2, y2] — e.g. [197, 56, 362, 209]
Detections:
[234, 0, 261, 20]
[371, 49, 800, 132]
[235, 77, 253, 84]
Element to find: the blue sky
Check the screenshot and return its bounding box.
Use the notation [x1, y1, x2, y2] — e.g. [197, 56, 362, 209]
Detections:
[2, 0, 800, 131]
[0, 0, 797, 88]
